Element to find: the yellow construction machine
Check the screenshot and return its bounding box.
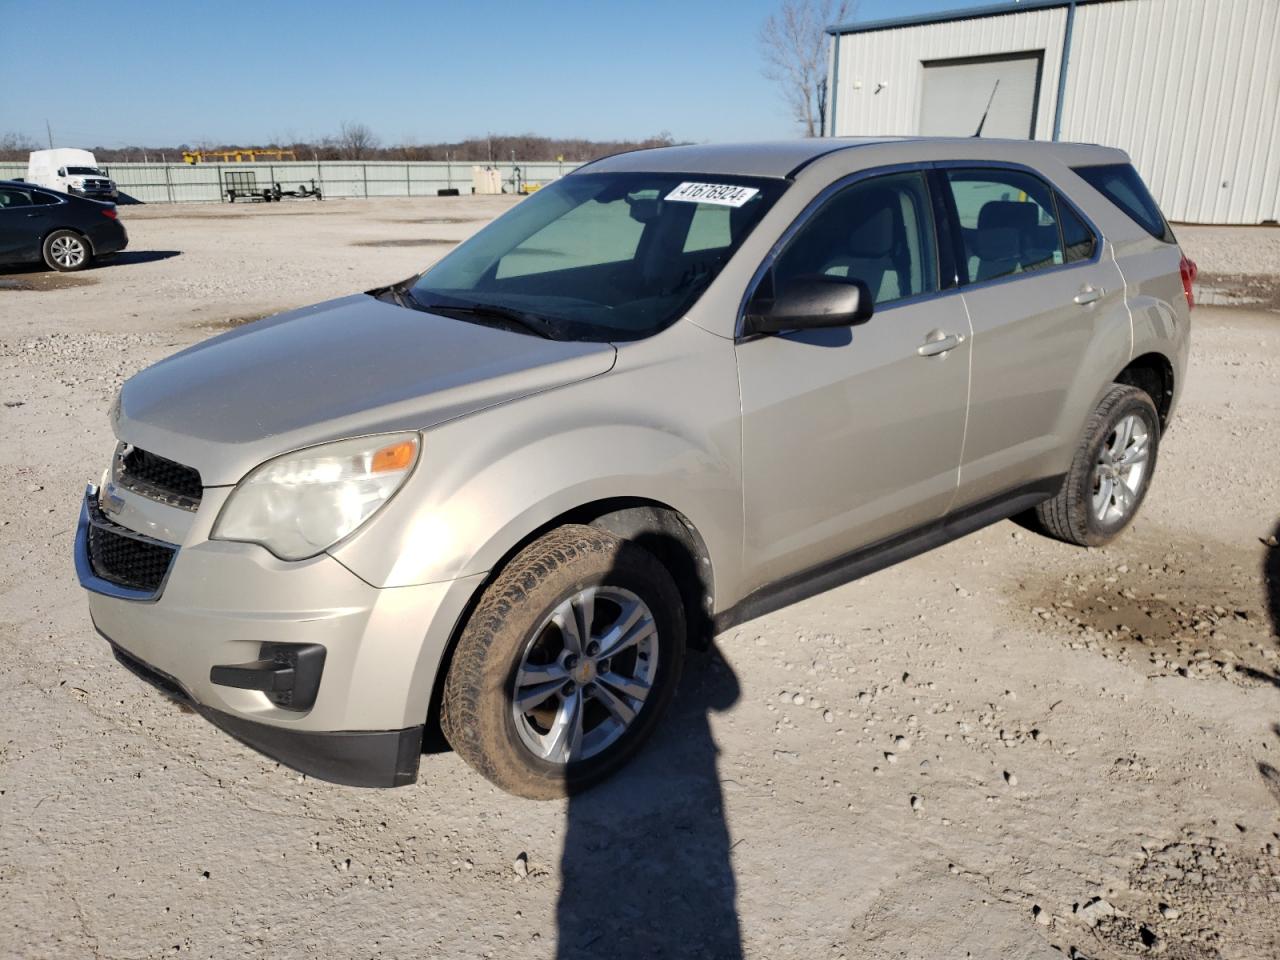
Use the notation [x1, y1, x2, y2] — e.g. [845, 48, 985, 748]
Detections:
[182, 149, 298, 164]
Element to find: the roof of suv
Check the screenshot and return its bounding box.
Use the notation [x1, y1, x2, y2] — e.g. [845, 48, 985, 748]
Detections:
[583, 137, 1128, 179]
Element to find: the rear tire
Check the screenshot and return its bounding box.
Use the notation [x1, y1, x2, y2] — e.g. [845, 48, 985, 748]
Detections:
[1035, 384, 1160, 546]
[440, 524, 686, 799]
[43, 230, 91, 272]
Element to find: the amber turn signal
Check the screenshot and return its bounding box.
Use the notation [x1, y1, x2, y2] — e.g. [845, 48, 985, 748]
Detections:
[371, 440, 417, 473]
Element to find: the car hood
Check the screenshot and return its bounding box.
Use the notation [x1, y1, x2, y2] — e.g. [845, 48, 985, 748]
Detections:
[115, 295, 617, 486]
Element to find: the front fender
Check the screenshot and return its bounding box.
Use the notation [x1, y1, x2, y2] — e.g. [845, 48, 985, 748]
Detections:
[329, 320, 746, 607]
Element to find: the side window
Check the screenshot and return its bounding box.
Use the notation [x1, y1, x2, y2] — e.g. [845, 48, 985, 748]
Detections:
[945, 169, 1065, 283]
[1073, 163, 1175, 243]
[1057, 195, 1097, 263]
[0, 188, 34, 209]
[772, 171, 938, 308]
[496, 192, 646, 279]
[31, 191, 61, 206]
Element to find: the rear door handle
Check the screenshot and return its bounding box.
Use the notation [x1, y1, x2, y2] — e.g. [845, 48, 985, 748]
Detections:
[917, 331, 966, 357]
[1074, 286, 1102, 305]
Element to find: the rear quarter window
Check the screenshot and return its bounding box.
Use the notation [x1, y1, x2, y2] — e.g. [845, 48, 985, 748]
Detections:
[1073, 163, 1175, 244]
[1056, 196, 1097, 263]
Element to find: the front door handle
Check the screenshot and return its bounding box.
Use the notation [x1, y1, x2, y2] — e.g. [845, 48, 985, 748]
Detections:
[1074, 286, 1102, 305]
[917, 331, 966, 357]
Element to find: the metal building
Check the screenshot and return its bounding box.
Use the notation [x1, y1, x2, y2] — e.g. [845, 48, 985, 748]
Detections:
[826, 0, 1280, 224]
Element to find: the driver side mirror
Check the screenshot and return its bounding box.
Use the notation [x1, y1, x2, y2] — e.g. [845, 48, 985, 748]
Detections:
[57, 168, 67, 177]
[745, 274, 874, 335]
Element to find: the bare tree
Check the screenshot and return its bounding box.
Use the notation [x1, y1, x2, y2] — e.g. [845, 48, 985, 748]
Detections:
[0, 131, 38, 162]
[760, 0, 855, 137]
[337, 122, 380, 160]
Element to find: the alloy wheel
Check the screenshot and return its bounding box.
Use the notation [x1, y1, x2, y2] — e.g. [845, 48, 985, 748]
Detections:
[1092, 413, 1150, 524]
[50, 235, 87, 268]
[512, 586, 659, 764]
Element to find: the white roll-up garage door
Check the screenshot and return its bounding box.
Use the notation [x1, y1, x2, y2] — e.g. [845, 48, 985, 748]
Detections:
[919, 53, 1044, 139]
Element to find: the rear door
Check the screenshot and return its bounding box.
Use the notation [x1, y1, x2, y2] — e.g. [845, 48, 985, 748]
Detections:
[736, 169, 972, 591]
[940, 165, 1127, 506]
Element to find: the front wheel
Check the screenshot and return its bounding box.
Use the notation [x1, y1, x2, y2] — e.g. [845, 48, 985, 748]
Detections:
[1035, 383, 1160, 546]
[440, 524, 685, 799]
[43, 230, 91, 271]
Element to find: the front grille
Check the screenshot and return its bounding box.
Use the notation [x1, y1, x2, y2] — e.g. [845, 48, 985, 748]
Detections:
[115, 444, 202, 511]
[87, 504, 177, 593]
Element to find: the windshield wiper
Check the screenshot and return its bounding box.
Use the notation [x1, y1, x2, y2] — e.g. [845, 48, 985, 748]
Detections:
[370, 281, 415, 309]
[419, 301, 564, 340]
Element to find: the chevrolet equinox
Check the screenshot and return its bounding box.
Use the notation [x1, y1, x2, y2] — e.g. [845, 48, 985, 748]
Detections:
[77, 139, 1194, 798]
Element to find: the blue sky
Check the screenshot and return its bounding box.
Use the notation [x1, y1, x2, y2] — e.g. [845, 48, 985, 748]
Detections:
[1, 0, 1001, 147]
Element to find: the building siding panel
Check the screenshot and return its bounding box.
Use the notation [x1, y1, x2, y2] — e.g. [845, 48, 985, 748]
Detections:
[1060, 0, 1280, 223]
[831, 0, 1280, 224]
[832, 8, 1067, 142]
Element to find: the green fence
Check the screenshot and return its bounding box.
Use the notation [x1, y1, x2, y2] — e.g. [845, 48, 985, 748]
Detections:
[0, 159, 581, 204]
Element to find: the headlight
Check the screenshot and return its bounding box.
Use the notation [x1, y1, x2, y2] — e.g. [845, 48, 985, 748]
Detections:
[212, 433, 420, 560]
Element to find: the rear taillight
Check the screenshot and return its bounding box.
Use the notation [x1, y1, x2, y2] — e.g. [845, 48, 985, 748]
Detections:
[101, 207, 117, 219]
[1179, 254, 1197, 310]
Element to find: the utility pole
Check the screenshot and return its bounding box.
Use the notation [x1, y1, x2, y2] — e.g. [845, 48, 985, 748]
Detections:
[45, 119, 53, 149]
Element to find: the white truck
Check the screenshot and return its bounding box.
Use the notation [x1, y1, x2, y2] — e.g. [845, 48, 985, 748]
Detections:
[26, 149, 118, 200]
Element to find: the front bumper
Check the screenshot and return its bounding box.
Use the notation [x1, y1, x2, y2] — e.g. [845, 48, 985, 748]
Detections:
[76, 485, 485, 787]
[107, 639, 423, 786]
[70, 186, 117, 200]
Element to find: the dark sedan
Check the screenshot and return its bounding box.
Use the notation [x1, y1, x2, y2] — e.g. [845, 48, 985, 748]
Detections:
[0, 180, 128, 272]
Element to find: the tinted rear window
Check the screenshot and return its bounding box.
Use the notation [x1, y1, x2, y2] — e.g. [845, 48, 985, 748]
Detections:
[1073, 163, 1175, 243]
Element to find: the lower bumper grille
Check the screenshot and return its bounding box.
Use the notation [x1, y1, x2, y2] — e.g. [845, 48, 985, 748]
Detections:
[77, 487, 178, 600]
[111, 642, 191, 703]
[89, 522, 174, 592]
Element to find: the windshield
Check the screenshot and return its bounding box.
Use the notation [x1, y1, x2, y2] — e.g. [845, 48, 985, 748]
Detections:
[410, 172, 787, 341]
[65, 166, 103, 176]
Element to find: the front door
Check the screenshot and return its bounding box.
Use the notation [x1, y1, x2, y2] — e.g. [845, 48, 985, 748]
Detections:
[0, 187, 43, 260]
[736, 170, 972, 592]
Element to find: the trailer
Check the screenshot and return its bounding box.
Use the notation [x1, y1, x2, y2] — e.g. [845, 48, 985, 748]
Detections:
[223, 172, 322, 203]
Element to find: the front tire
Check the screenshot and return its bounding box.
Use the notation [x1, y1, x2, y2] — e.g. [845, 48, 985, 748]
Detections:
[440, 525, 686, 799]
[1035, 383, 1160, 546]
[43, 230, 91, 272]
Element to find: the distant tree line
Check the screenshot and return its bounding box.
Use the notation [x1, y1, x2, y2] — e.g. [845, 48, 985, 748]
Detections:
[0, 128, 680, 163]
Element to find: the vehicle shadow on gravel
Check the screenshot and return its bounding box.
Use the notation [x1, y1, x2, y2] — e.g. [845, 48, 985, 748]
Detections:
[0, 250, 180, 284]
[1255, 520, 1280, 806]
[556, 643, 743, 959]
[1266, 521, 1279, 642]
[97, 250, 182, 267]
[1239, 522, 1280, 688]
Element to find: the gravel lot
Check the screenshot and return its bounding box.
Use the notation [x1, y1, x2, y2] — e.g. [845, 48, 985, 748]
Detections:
[1, 199, 1278, 960]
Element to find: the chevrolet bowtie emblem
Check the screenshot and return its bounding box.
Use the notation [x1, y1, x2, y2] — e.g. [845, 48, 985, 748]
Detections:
[100, 482, 126, 516]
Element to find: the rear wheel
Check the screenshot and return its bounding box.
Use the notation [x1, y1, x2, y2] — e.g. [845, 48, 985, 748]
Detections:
[43, 230, 91, 271]
[440, 525, 685, 799]
[1035, 384, 1160, 546]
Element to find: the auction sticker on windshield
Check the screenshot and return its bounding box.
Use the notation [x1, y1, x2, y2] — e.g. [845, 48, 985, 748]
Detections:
[665, 182, 760, 207]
